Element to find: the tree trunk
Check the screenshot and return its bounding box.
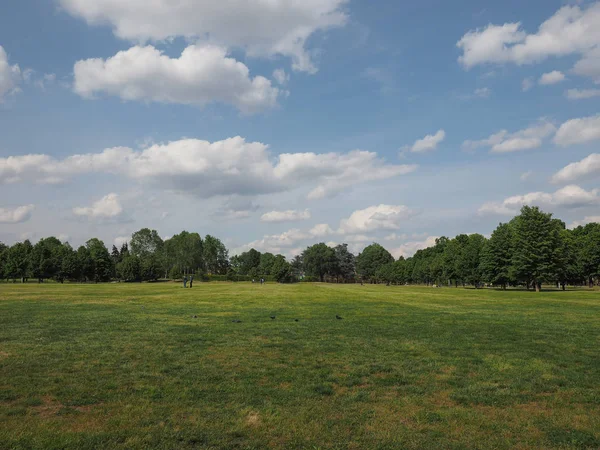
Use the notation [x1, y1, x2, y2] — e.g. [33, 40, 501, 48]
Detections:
[590, 277, 594, 289]
[535, 282, 541, 292]
[561, 283, 566, 291]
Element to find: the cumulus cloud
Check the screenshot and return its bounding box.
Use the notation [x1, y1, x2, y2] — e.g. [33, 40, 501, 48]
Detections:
[566, 88, 600, 99]
[474, 87, 491, 98]
[261, 209, 311, 223]
[569, 215, 600, 229]
[390, 236, 439, 259]
[339, 204, 416, 234]
[479, 185, 600, 215]
[457, 3, 600, 83]
[213, 197, 260, 221]
[552, 153, 600, 184]
[0, 204, 34, 224]
[309, 223, 334, 237]
[273, 69, 289, 85]
[462, 120, 556, 153]
[73, 193, 124, 220]
[74, 44, 280, 114]
[235, 228, 309, 255]
[522, 77, 534, 92]
[404, 130, 446, 153]
[539, 70, 566, 85]
[59, 0, 348, 73]
[0, 45, 22, 101]
[520, 170, 533, 181]
[0, 137, 416, 200]
[554, 115, 600, 146]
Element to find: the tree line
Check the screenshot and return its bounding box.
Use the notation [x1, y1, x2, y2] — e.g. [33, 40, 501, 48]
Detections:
[1, 206, 599, 290]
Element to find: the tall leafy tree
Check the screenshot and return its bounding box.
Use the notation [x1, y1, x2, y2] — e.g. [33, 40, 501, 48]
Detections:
[356, 243, 394, 283]
[86, 238, 114, 282]
[333, 244, 356, 282]
[480, 223, 513, 289]
[511, 206, 561, 292]
[203, 235, 229, 275]
[302, 243, 336, 282]
[575, 223, 600, 288]
[238, 249, 262, 275]
[5, 240, 32, 281]
[271, 254, 292, 283]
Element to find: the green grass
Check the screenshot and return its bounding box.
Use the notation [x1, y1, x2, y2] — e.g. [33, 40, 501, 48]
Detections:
[1, 283, 599, 449]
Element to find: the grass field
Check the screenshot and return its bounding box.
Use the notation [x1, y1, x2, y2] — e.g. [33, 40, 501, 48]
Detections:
[1, 283, 599, 449]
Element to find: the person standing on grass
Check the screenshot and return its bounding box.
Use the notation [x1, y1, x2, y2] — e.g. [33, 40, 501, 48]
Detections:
[189, 275, 194, 289]
[183, 275, 188, 288]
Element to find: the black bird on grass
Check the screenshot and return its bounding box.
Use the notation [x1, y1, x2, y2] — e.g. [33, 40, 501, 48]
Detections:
[232, 320, 242, 323]
[270, 315, 276, 320]
[336, 315, 343, 320]
[192, 315, 197, 319]
[294, 319, 299, 322]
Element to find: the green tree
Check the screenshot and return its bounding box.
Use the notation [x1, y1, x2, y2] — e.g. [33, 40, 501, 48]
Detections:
[333, 244, 355, 283]
[271, 255, 292, 283]
[259, 252, 276, 276]
[5, 240, 32, 282]
[86, 238, 114, 282]
[575, 223, 600, 288]
[511, 206, 561, 292]
[31, 237, 63, 282]
[76, 246, 93, 282]
[203, 235, 229, 275]
[457, 234, 486, 287]
[117, 255, 142, 282]
[302, 243, 336, 282]
[238, 249, 261, 275]
[356, 243, 394, 283]
[130, 228, 163, 258]
[163, 231, 204, 276]
[480, 223, 513, 289]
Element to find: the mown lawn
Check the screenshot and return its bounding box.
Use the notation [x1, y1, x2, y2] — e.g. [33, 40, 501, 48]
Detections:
[1, 282, 599, 449]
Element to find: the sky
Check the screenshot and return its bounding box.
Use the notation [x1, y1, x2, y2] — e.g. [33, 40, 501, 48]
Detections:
[1, 0, 599, 258]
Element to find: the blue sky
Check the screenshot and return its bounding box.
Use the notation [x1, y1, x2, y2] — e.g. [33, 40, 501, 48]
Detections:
[1, 0, 599, 257]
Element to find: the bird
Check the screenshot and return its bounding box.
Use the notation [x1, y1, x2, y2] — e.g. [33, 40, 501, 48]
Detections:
[294, 319, 299, 322]
[270, 316, 276, 320]
[231, 320, 242, 323]
[192, 315, 197, 319]
[336, 315, 343, 320]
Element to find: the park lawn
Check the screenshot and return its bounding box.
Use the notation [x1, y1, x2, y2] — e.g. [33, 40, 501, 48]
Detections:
[1, 283, 599, 449]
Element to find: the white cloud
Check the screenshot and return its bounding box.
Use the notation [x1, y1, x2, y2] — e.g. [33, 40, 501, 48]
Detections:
[214, 197, 259, 221]
[0, 204, 34, 224]
[73, 193, 124, 220]
[554, 115, 600, 146]
[0, 137, 417, 200]
[522, 77, 534, 92]
[573, 47, 600, 83]
[457, 3, 600, 82]
[339, 204, 416, 234]
[565, 88, 600, 99]
[405, 130, 446, 153]
[520, 170, 533, 181]
[539, 70, 566, 85]
[235, 228, 309, 254]
[59, 0, 348, 73]
[462, 120, 556, 153]
[474, 87, 491, 98]
[74, 44, 280, 114]
[309, 223, 334, 237]
[479, 185, 600, 215]
[569, 215, 600, 229]
[273, 69, 289, 85]
[390, 236, 439, 259]
[0, 45, 22, 101]
[261, 209, 310, 223]
[552, 153, 600, 184]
